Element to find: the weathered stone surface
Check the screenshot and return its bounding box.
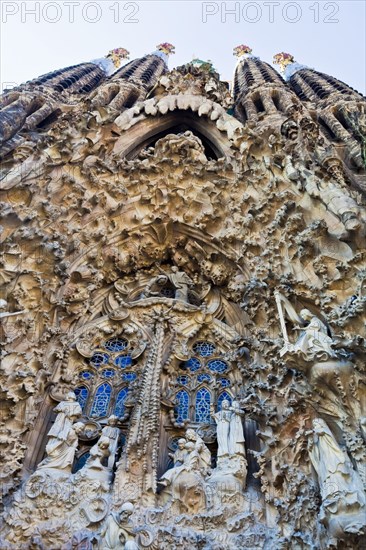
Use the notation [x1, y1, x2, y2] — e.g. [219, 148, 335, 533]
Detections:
[0, 48, 365, 549]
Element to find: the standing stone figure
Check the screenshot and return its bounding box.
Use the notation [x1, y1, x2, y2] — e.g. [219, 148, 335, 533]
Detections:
[48, 392, 83, 441]
[308, 418, 366, 542]
[228, 401, 246, 456]
[102, 415, 121, 469]
[210, 400, 232, 457]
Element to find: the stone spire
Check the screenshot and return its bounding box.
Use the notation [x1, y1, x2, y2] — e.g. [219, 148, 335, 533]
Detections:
[111, 42, 174, 86]
[232, 44, 301, 124]
[274, 52, 366, 171]
[0, 48, 130, 156]
[89, 43, 175, 114]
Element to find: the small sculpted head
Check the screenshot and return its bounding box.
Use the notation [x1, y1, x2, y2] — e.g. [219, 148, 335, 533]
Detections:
[98, 436, 110, 450]
[300, 309, 313, 321]
[66, 391, 77, 402]
[119, 501, 134, 522]
[312, 418, 329, 433]
[177, 438, 186, 449]
[73, 422, 85, 435]
[107, 415, 118, 426]
[186, 429, 197, 441]
[221, 400, 230, 410]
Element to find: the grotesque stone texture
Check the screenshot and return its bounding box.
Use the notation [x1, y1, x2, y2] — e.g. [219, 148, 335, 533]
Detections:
[0, 45, 365, 549]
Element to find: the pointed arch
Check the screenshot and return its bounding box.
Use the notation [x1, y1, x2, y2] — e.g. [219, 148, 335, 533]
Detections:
[90, 383, 112, 417]
[74, 385, 89, 412]
[114, 387, 129, 418]
[175, 389, 190, 423]
[217, 391, 232, 410]
[195, 387, 211, 423]
[114, 110, 236, 160]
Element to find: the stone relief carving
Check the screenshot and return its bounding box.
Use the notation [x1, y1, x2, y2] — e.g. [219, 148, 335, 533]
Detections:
[308, 418, 366, 545]
[98, 502, 139, 549]
[0, 48, 365, 550]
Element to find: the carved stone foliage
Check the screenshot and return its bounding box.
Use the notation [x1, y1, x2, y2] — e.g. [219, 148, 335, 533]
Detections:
[0, 52, 365, 549]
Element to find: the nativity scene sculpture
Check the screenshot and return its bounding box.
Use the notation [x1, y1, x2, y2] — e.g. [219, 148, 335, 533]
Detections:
[159, 404, 248, 514]
[2, 40, 366, 550]
[159, 428, 211, 513]
[210, 399, 246, 457]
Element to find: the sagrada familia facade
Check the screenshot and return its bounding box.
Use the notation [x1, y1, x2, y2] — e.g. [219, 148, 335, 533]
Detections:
[0, 42, 365, 549]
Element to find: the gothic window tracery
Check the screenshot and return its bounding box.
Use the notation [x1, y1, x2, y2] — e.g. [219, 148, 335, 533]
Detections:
[74, 386, 88, 412]
[114, 387, 129, 418]
[175, 389, 190, 423]
[74, 335, 140, 419]
[195, 387, 211, 422]
[90, 383, 112, 417]
[174, 340, 233, 425]
[193, 341, 216, 357]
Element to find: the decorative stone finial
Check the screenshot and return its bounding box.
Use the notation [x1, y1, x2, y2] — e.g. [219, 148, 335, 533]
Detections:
[191, 58, 215, 73]
[273, 52, 295, 74]
[156, 43, 175, 56]
[106, 48, 130, 68]
[233, 44, 253, 58]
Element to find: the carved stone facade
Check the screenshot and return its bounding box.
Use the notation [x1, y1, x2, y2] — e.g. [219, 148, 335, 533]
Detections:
[0, 45, 365, 549]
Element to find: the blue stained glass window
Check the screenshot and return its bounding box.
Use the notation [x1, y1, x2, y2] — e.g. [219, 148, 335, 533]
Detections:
[177, 375, 189, 386]
[114, 354, 132, 368]
[193, 341, 216, 357]
[90, 352, 109, 368]
[195, 388, 211, 423]
[217, 391, 232, 410]
[72, 452, 90, 473]
[175, 390, 190, 423]
[74, 386, 88, 412]
[79, 371, 93, 380]
[197, 373, 211, 383]
[90, 383, 111, 417]
[104, 338, 128, 352]
[182, 357, 201, 372]
[218, 378, 230, 387]
[170, 437, 180, 451]
[207, 360, 228, 373]
[115, 387, 129, 418]
[102, 369, 115, 378]
[122, 372, 137, 382]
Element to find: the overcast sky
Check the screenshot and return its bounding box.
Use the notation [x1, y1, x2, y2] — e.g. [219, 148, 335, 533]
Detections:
[1, 1, 365, 93]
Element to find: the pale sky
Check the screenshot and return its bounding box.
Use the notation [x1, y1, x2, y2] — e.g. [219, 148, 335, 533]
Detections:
[1, 1, 365, 93]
